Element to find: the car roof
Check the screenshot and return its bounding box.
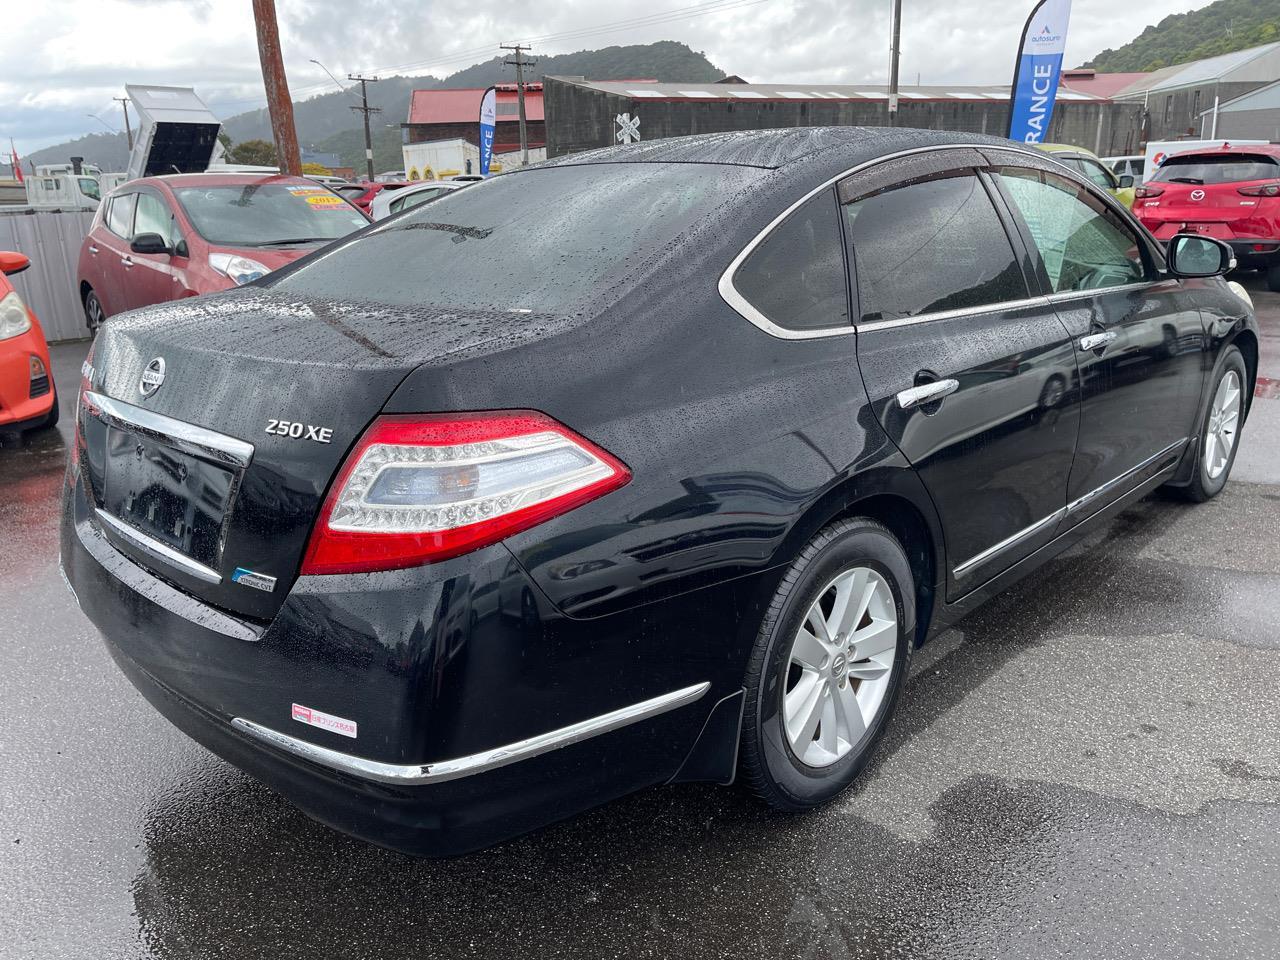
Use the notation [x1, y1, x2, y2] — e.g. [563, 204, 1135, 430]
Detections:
[125, 173, 322, 190]
[1165, 143, 1280, 160]
[536, 126, 1032, 175]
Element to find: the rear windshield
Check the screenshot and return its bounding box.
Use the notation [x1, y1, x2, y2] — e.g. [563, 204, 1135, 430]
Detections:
[1151, 153, 1280, 185]
[173, 183, 368, 245]
[270, 164, 762, 313]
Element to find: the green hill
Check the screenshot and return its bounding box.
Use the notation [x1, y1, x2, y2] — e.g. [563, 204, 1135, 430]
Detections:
[1083, 0, 1280, 72]
[25, 41, 723, 174]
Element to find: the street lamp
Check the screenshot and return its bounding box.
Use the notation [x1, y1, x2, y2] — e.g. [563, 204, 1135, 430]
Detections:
[87, 113, 117, 135]
[310, 59, 351, 94]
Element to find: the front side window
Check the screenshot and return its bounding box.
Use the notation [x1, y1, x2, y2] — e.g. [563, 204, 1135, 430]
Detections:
[172, 182, 368, 247]
[391, 187, 449, 215]
[732, 189, 848, 331]
[996, 167, 1148, 294]
[78, 178, 101, 201]
[841, 172, 1027, 323]
[105, 193, 136, 239]
[134, 193, 175, 244]
[1077, 158, 1116, 191]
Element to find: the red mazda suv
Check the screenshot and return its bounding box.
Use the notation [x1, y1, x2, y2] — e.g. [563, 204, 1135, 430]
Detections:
[1133, 143, 1280, 290]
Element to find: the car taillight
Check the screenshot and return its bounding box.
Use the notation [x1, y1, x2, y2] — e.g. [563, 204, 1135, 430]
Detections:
[1237, 181, 1280, 197]
[1134, 185, 1164, 199]
[301, 411, 631, 575]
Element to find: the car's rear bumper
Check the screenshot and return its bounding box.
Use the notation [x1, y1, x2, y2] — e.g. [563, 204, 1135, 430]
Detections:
[1226, 240, 1280, 269]
[59, 466, 746, 856]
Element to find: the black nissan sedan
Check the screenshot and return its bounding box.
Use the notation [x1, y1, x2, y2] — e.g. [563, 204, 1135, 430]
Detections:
[60, 128, 1258, 856]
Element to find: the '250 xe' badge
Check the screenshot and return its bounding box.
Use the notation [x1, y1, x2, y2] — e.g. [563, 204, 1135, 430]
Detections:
[265, 419, 333, 443]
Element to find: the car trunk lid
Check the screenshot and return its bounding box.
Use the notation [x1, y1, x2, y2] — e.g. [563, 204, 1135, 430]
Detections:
[77, 288, 567, 620]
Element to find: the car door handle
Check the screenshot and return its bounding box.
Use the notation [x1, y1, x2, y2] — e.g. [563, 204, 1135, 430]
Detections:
[121, 256, 133, 268]
[88, 244, 99, 255]
[1078, 331, 1117, 352]
[897, 378, 959, 409]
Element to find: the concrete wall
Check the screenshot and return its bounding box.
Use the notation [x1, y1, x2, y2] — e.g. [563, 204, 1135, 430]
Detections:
[0, 210, 94, 342]
[545, 78, 1147, 157]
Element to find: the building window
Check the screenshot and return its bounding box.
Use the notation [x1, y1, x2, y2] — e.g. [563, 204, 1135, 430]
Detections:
[1192, 89, 1202, 119]
[1164, 95, 1173, 124]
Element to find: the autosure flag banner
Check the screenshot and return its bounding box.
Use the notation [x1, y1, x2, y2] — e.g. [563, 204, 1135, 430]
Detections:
[478, 87, 497, 176]
[1007, 0, 1073, 143]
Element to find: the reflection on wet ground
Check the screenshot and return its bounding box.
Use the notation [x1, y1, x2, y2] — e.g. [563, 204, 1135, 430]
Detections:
[5, 275, 1280, 959]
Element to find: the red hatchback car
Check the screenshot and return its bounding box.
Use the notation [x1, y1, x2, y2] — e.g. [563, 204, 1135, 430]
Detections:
[77, 173, 369, 334]
[0, 251, 57, 433]
[1134, 143, 1280, 290]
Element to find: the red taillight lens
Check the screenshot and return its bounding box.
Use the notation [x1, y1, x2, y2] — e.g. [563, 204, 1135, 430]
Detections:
[1237, 181, 1280, 197]
[300, 411, 631, 575]
[1135, 185, 1164, 199]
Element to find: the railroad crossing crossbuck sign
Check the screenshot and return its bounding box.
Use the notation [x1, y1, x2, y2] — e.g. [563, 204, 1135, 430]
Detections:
[615, 113, 641, 144]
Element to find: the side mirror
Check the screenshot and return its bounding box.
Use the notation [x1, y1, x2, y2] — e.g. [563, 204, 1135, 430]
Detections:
[130, 233, 170, 256]
[1118, 174, 1135, 189]
[1167, 234, 1234, 279]
[0, 251, 30, 276]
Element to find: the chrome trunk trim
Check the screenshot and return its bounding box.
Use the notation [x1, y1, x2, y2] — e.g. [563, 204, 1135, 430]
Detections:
[231, 682, 712, 785]
[94, 509, 223, 584]
[82, 391, 254, 468]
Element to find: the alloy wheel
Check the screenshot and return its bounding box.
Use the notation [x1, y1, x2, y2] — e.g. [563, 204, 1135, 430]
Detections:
[783, 566, 898, 768]
[1204, 369, 1241, 480]
[85, 293, 104, 335]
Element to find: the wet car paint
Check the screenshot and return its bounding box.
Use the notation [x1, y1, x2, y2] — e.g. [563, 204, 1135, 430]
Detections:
[3, 275, 1279, 958]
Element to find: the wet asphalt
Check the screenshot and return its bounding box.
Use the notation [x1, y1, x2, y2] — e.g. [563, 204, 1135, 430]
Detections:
[3, 278, 1279, 960]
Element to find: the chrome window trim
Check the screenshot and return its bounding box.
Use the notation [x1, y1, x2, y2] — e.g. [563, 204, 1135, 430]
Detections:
[231, 681, 712, 785]
[83, 391, 254, 468]
[95, 508, 223, 584]
[718, 141, 1061, 341]
[953, 508, 1065, 579]
[857, 295, 1050, 334]
[1044, 279, 1166, 306]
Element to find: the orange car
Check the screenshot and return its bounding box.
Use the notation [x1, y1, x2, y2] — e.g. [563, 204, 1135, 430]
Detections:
[0, 251, 57, 433]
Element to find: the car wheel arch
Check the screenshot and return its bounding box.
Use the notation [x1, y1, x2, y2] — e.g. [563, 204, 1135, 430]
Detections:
[772, 470, 944, 646]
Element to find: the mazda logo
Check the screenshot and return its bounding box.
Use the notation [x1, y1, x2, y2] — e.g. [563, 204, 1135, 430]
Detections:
[139, 357, 166, 398]
[1190, 189, 1205, 201]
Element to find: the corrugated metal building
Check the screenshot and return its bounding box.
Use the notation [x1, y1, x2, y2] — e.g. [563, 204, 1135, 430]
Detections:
[1113, 42, 1280, 140]
[403, 84, 546, 153]
[544, 78, 1146, 158]
[1212, 79, 1280, 141]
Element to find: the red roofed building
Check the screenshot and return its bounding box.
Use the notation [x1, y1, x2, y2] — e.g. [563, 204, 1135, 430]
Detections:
[1059, 68, 1150, 100]
[404, 84, 545, 152]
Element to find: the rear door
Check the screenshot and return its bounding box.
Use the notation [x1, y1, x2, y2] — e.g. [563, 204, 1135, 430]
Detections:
[95, 192, 137, 316]
[990, 160, 1206, 523]
[846, 151, 1080, 598]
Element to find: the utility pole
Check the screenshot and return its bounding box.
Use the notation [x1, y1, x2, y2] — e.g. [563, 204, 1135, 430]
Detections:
[887, 0, 902, 127]
[348, 74, 381, 181]
[500, 44, 536, 166]
[113, 96, 134, 151]
[251, 0, 301, 175]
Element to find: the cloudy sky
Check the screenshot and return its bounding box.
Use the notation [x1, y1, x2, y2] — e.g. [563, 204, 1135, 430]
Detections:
[3, 0, 1207, 154]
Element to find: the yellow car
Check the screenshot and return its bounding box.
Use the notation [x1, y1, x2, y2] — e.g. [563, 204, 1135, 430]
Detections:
[1037, 143, 1137, 208]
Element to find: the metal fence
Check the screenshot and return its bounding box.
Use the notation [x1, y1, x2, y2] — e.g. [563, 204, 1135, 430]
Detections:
[0, 209, 95, 343]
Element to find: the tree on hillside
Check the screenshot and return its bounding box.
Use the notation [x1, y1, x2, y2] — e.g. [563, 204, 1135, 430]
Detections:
[1083, 0, 1280, 72]
[228, 139, 277, 166]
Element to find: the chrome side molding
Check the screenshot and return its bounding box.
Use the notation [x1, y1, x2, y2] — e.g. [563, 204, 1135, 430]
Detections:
[231, 681, 712, 786]
[953, 508, 1065, 579]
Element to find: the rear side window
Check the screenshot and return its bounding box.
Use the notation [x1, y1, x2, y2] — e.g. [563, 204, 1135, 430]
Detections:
[272, 164, 763, 314]
[1152, 153, 1279, 185]
[842, 173, 1027, 323]
[996, 167, 1148, 293]
[105, 194, 136, 239]
[732, 190, 848, 331]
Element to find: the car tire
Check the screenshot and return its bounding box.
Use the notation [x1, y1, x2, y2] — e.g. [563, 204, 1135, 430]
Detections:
[1181, 346, 1247, 503]
[739, 518, 914, 812]
[1267, 265, 1280, 293]
[83, 288, 105, 336]
[38, 389, 60, 430]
